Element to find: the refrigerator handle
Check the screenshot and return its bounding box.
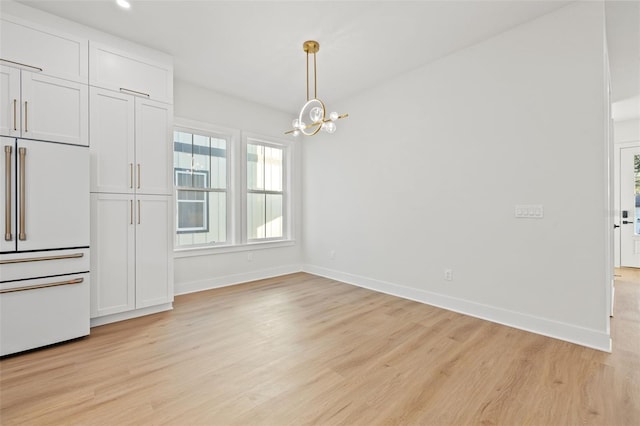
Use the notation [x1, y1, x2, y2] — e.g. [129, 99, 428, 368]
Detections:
[18, 147, 26, 241]
[4, 146, 12, 241]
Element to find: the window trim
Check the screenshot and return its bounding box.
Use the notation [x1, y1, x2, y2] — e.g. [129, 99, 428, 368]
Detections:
[173, 118, 237, 248]
[241, 132, 293, 244]
[172, 120, 295, 255]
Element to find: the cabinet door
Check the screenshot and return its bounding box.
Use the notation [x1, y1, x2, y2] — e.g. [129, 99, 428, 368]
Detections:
[90, 193, 135, 317]
[135, 195, 173, 309]
[0, 137, 16, 253]
[90, 87, 135, 193]
[1, 15, 88, 83]
[135, 98, 172, 195]
[0, 67, 20, 138]
[89, 42, 172, 104]
[17, 139, 89, 252]
[21, 72, 88, 146]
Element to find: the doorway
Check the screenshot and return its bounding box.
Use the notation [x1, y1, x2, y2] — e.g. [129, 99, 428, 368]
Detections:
[617, 144, 640, 268]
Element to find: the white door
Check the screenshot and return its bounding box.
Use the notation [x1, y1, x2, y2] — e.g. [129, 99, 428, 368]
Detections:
[17, 139, 89, 251]
[21, 72, 88, 146]
[89, 87, 135, 193]
[620, 146, 640, 267]
[0, 137, 16, 252]
[0, 67, 20, 138]
[135, 98, 172, 195]
[90, 193, 135, 317]
[135, 194, 172, 308]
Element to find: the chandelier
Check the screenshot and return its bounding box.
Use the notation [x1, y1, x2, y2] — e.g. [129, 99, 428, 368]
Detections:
[286, 40, 348, 137]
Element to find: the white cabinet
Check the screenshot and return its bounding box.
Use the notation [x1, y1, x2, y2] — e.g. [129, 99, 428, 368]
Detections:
[0, 66, 20, 137]
[90, 42, 172, 104]
[90, 193, 172, 318]
[0, 66, 88, 146]
[88, 39, 173, 324]
[90, 87, 171, 194]
[1, 15, 88, 84]
[135, 195, 172, 309]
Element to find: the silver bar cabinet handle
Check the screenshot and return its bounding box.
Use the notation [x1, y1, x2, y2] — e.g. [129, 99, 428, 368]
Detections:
[130, 200, 133, 225]
[0, 58, 43, 72]
[4, 146, 12, 241]
[119, 87, 150, 98]
[18, 147, 26, 241]
[0, 253, 83, 265]
[23, 101, 28, 133]
[0, 278, 83, 294]
[137, 164, 140, 189]
[130, 163, 133, 188]
[137, 199, 141, 224]
[13, 99, 17, 131]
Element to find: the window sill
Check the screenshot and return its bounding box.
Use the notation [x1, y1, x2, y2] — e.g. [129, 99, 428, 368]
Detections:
[173, 239, 296, 258]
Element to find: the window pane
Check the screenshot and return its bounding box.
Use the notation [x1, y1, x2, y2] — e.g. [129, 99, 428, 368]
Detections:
[247, 193, 283, 239]
[264, 146, 283, 191]
[177, 200, 206, 231]
[211, 137, 227, 189]
[247, 193, 265, 239]
[265, 194, 283, 238]
[247, 144, 264, 190]
[173, 128, 230, 247]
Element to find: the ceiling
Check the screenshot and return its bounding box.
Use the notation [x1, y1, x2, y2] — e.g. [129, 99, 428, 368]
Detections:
[12, 0, 640, 118]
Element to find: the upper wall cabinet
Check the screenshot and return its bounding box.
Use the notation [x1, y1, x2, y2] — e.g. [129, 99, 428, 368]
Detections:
[0, 15, 88, 83]
[89, 42, 173, 104]
[0, 65, 88, 146]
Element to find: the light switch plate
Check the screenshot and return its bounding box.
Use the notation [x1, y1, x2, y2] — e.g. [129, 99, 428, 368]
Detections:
[515, 204, 543, 218]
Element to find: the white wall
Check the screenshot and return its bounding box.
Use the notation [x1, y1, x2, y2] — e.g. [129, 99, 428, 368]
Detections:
[302, 2, 611, 350]
[615, 119, 640, 143]
[172, 80, 303, 294]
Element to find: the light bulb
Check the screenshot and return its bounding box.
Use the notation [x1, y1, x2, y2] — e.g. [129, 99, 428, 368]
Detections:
[309, 106, 323, 123]
[324, 121, 336, 134]
[299, 120, 306, 130]
[292, 118, 301, 129]
[329, 111, 339, 121]
[116, 0, 131, 9]
[293, 130, 300, 137]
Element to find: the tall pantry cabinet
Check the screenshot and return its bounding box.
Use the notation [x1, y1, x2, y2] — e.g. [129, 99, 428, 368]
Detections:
[89, 42, 174, 324]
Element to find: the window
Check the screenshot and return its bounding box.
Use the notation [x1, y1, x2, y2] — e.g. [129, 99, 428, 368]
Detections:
[173, 127, 230, 247]
[246, 142, 285, 240]
[173, 120, 293, 252]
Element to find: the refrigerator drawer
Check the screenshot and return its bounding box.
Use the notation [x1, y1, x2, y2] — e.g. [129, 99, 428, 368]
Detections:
[0, 273, 89, 356]
[0, 248, 89, 282]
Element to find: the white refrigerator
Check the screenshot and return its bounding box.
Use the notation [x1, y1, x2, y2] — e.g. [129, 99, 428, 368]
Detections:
[0, 136, 90, 356]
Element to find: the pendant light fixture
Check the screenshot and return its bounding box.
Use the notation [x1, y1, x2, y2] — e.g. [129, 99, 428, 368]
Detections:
[286, 40, 348, 137]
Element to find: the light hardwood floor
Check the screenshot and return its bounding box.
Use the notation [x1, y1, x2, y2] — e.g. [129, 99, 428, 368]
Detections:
[1, 272, 639, 425]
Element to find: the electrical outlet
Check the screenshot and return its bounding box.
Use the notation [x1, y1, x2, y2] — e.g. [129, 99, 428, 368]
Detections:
[444, 269, 453, 281]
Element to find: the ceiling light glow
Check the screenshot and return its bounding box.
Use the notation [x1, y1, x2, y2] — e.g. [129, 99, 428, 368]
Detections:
[116, 0, 131, 9]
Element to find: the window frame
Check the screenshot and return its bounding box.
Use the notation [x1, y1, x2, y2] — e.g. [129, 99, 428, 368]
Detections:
[173, 118, 237, 249]
[242, 134, 292, 243]
[172, 121, 295, 256]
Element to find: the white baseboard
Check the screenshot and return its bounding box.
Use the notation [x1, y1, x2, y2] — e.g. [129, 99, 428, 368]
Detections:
[174, 264, 303, 296]
[91, 303, 173, 327]
[302, 264, 612, 352]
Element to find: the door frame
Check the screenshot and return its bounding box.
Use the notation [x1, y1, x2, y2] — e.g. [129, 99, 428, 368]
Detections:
[614, 141, 640, 268]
